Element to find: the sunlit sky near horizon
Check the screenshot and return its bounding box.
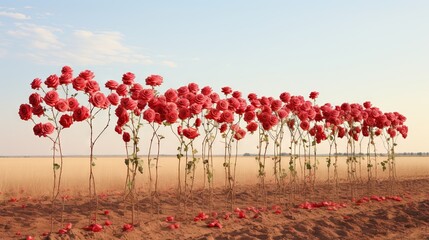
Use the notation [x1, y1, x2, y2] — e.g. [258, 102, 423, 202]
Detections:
[1, 1, 428, 156]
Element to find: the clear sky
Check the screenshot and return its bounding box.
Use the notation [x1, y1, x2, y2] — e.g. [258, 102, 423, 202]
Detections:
[1, 1, 428, 156]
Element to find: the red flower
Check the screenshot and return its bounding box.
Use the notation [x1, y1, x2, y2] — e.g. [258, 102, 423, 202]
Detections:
[145, 75, 163, 87]
[85, 80, 100, 94]
[279, 92, 291, 103]
[220, 110, 234, 123]
[220, 123, 228, 133]
[55, 99, 69, 112]
[90, 92, 109, 109]
[246, 121, 258, 133]
[105, 80, 119, 90]
[234, 128, 246, 140]
[73, 106, 90, 122]
[221, 86, 232, 95]
[31, 78, 42, 90]
[165, 111, 179, 124]
[120, 97, 137, 110]
[300, 120, 310, 131]
[33, 122, 55, 137]
[29, 93, 43, 107]
[122, 132, 131, 142]
[72, 77, 87, 91]
[122, 72, 135, 85]
[44, 90, 59, 107]
[59, 115, 73, 128]
[139, 89, 154, 102]
[143, 108, 156, 123]
[201, 86, 212, 96]
[116, 84, 128, 96]
[309, 91, 319, 100]
[19, 104, 33, 121]
[107, 93, 119, 106]
[45, 74, 59, 89]
[183, 127, 199, 139]
[188, 82, 199, 93]
[67, 97, 79, 111]
[122, 223, 133, 232]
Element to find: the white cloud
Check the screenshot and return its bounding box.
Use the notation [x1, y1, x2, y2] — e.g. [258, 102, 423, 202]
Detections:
[4, 22, 177, 67]
[0, 11, 31, 20]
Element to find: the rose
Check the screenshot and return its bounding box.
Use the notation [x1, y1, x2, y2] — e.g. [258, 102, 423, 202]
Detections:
[19, 104, 32, 120]
[33, 122, 55, 137]
[31, 78, 42, 90]
[243, 111, 255, 123]
[72, 77, 87, 91]
[67, 97, 79, 111]
[234, 128, 246, 140]
[44, 74, 59, 89]
[177, 86, 189, 96]
[188, 82, 199, 94]
[216, 99, 229, 111]
[193, 94, 206, 105]
[232, 91, 242, 98]
[182, 127, 199, 139]
[115, 125, 122, 134]
[122, 72, 135, 85]
[209, 92, 220, 103]
[271, 100, 282, 112]
[201, 86, 212, 96]
[105, 80, 119, 90]
[90, 92, 108, 109]
[300, 120, 310, 131]
[363, 101, 372, 109]
[120, 97, 137, 110]
[107, 93, 119, 106]
[44, 90, 59, 107]
[178, 108, 191, 120]
[55, 99, 69, 112]
[29, 93, 43, 107]
[59, 73, 73, 85]
[165, 110, 179, 124]
[116, 84, 128, 96]
[33, 123, 43, 137]
[221, 86, 232, 95]
[85, 80, 100, 94]
[73, 106, 90, 122]
[145, 75, 163, 87]
[220, 123, 228, 133]
[143, 108, 156, 123]
[246, 121, 258, 133]
[59, 115, 73, 128]
[79, 70, 94, 81]
[190, 103, 203, 115]
[220, 110, 234, 123]
[279, 92, 291, 103]
[309, 91, 319, 100]
[139, 89, 154, 102]
[177, 98, 190, 108]
[164, 89, 178, 102]
[61, 66, 73, 74]
[33, 105, 44, 117]
[122, 132, 131, 142]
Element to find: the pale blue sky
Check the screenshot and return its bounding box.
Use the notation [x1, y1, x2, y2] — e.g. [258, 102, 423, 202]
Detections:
[1, 1, 428, 156]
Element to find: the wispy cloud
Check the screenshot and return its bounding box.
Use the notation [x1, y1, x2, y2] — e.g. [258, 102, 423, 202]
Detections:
[161, 60, 177, 68]
[0, 11, 31, 20]
[4, 23, 162, 66]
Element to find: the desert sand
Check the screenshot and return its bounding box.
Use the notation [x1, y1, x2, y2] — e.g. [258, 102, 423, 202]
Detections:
[0, 156, 428, 239]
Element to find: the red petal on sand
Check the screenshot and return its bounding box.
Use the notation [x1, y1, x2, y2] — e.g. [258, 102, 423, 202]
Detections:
[104, 210, 110, 215]
[26, 236, 34, 240]
[104, 220, 112, 226]
[65, 223, 72, 230]
[58, 228, 68, 234]
[122, 223, 133, 232]
[166, 216, 174, 222]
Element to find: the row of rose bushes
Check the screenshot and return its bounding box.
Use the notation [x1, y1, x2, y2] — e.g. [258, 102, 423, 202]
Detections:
[18, 66, 408, 227]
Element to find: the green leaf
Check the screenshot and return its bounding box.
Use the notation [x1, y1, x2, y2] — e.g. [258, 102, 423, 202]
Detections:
[53, 163, 60, 170]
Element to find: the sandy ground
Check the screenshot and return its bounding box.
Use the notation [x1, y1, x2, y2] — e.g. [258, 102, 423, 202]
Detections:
[0, 156, 428, 239]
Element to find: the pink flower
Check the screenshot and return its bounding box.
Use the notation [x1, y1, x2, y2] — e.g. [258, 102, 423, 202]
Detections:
[31, 78, 42, 90]
[145, 75, 163, 87]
